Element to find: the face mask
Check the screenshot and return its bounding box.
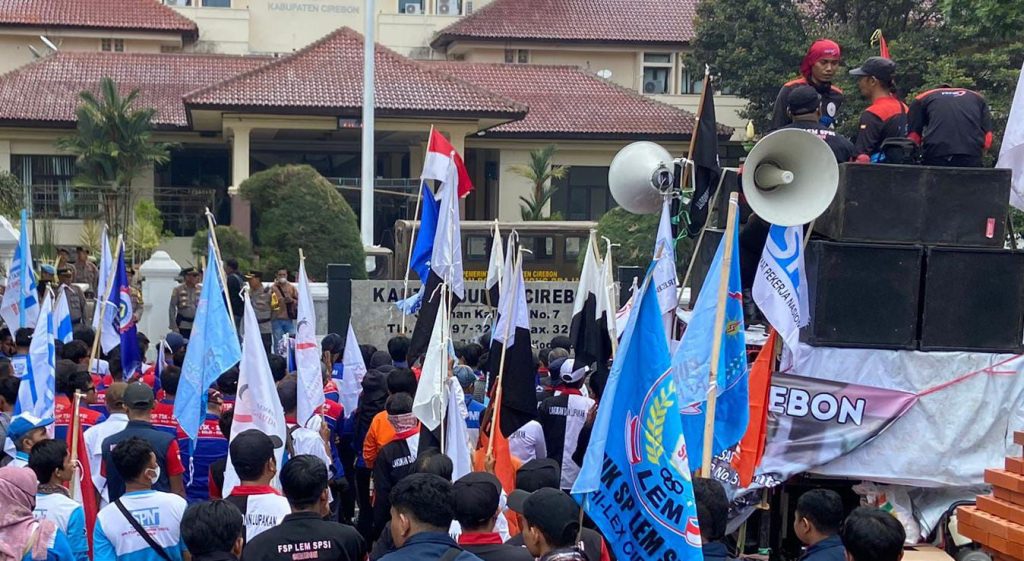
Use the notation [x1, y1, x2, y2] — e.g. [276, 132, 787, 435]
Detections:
[147, 465, 161, 485]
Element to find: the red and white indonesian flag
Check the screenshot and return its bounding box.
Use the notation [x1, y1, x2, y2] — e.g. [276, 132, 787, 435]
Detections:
[1000, 61, 1024, 210]
[423, 129, 474, 198]
[295, 258, 323, 428]
[223, 292, 287, 495]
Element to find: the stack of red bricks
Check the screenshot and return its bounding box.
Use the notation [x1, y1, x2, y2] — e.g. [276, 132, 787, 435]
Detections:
[958, 432, 1024, 561]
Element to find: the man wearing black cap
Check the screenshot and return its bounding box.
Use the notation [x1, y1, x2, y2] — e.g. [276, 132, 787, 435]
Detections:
[507, 488, 586, 561]
[505, 459, 610, 561]
[452, 472, 533, 561]
[100, 382, 186, 501]
[849, 57, 909, 162]
[908, 85, 993, 167]
[783, 85, 857, 163]
[224, 429, 291, 542]
[537, 358, 595, 491]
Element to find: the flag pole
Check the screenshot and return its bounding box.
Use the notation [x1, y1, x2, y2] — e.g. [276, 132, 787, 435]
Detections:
[204, 209, 235, 322]
[400, 126, 436, 334]
[681, 68, 711, 195]
[88, 235, 123, 375]
[69, 390, 83, 500]
[700, 191, 740, 477]
[486, 248, 522, 460]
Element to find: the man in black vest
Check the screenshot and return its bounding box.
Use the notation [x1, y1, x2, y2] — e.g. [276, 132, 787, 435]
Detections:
[100, 382, 186, 501]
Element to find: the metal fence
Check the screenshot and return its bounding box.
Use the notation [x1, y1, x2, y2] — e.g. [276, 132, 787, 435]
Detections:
[152, 186, 218, 236]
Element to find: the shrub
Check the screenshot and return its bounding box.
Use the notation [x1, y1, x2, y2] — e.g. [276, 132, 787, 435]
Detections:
[192, 225, 253, 273]
[240, 165, 366, 280]
[594, 207, 694, 272]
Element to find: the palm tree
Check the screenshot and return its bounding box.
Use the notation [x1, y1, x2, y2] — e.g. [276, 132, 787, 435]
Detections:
[56, 77, 172, 238]
[508, 145, 569, 220]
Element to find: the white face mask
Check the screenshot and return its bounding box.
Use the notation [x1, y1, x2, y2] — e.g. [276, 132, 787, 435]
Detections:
[147, 465, 161, 485]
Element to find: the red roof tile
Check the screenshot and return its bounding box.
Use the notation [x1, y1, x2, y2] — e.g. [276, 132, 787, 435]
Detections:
[0, 0, 198, 36]
[431, 62, 728, 139]
[0, 51, 271, 128]
[433, 0, 697, 48]
[185, 27, 526, 119]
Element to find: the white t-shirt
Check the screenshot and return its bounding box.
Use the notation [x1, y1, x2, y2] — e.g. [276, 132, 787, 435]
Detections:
[83, 413, 129, 505]
[226, 488, 292, 541]
[509, 420, 547, 463]
[94, 489, 187, 561]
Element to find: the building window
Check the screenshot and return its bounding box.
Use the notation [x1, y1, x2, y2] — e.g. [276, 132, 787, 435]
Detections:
[202, 0, 231, 6]
[643, 52, 673, 94]
[680, 66, 703, 95]
[11, 155, 80, 218]
[101, 38, 124, 52]
[504, 49, 529, 64]
[551, 166, 614, 221]
[434, 0, 459, 15]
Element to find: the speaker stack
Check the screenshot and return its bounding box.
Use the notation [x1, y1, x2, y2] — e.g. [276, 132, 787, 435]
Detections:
[806, 164, 1021, 353]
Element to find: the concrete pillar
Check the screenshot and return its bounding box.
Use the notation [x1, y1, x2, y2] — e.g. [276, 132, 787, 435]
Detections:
[0, 141, 10, 172]
[229, 126, 252, 239]
[138, 250, 181, 348]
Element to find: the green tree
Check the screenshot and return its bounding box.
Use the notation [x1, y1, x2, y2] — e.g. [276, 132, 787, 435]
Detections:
[0, 172, 22, 218]
[594, 207, 694, 272]
[241, 165, 366, 280]
[508, 145, 569, 220]
[126, 200, 168, 263]
[56, 77, 173, 236]
[192, 225, 253, 272]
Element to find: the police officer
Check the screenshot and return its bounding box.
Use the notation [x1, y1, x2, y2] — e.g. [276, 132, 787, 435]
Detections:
[782, 85, 856, 163]
[849, 56, 909, 162]
[908, 85, 994, 167]
[127, 267, 143, 324]
[772, 39, 844, 130]
[169, 267, 201, 338]
[246, 271, 273, 352]
[56, 267, 87, 326]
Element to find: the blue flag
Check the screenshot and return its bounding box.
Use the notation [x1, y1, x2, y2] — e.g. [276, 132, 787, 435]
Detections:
[106, 240, 142, 379]
[572, 264, 704, 561]
[0, 209, 38, 330]
[672, 208, 749, 473]
[397, 181, 440, 315]
[53, 291, 73, 344]
[174, 235, 241, 440]
[16, 292, 54, 418]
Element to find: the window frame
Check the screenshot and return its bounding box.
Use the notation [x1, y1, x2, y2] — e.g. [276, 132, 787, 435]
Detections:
[642, 51, 674, 95]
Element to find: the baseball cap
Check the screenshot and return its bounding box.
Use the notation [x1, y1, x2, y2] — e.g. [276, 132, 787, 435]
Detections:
[452, 472, 501, 526]
[507, 488, 580, 543]
[165, 332, 188, 353]
[7, 413, 54, 442]
[849, 56, 896, 82]
[453, 365, 477, 388]
[124, 382, 155, 409]
[788, 85, 821, 116]
[558, 358, 589, 384]
[515, 458, 560, 492]
[230, 429, 281, 475]
[321, 333, 344, 355]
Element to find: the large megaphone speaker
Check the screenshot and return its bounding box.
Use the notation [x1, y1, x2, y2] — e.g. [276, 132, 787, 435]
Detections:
[742, 129, 839, 226]
[608, 141, 675, 214]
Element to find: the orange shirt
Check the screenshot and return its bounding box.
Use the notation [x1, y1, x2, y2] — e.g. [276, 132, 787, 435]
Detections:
[362, 410, 396, 469]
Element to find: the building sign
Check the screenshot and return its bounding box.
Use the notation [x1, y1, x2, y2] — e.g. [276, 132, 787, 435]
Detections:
[266, 1, 359, 13]
[350, 280, 577, 350]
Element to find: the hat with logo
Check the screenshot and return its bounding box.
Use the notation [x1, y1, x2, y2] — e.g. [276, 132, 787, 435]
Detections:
[849, 56, 896, 83]
[7, 413, 54, 443]
[558, 358, 589, 384]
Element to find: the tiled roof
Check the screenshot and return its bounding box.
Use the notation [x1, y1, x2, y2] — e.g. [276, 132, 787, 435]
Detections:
[431, 62, 729, 139]
[0, 51, 271, 128]
[0, 0, 198, 36]
[185, 27, 526, 119]
[432, 0, 697, 48]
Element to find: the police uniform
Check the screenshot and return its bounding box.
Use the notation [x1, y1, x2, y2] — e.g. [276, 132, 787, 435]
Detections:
[130, 285, 143, 324]
[909, 87, 993, 167]
[169, 273, 200, 337]
[73, 259, 99, 295]
[58, 283, 88, 325]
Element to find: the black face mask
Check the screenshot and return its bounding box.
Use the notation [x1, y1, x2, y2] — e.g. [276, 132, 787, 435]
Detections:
[38, 280, 50, 291]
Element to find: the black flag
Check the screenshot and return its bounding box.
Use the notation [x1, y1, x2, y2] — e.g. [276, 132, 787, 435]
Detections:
[568, 234, 612, 382]
[687, 75, 722, 236]
[488, 239, 537, 436]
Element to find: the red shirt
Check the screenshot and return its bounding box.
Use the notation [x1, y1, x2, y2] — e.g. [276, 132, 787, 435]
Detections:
[151, 399, 181, 438]
[54, 395, 105, 441]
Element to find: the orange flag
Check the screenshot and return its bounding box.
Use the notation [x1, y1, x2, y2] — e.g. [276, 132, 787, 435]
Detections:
[731, 331, 777, 488]
[473, 399, 521, 535]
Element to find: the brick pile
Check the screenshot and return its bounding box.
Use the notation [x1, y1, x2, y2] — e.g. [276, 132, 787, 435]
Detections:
[958, 432, 1024, 561]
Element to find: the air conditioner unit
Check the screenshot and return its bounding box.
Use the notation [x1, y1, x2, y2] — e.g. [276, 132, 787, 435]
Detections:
[463, 0, 474, 14]
[404, 3, 421, 14]
[436, 0, 456, 15]
[644, 80, 659, 93]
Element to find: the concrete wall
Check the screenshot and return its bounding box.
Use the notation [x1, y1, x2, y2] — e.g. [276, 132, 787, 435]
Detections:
[0, 30, 177, 75]
[173, 6, 250, 54]
[654, 93, 750, 140]
[460, 46, 642, 90]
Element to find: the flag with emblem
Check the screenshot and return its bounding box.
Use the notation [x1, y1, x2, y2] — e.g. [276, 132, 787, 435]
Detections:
[571, 263, 702, 561]
[91, 226, 112, 332]
[295, 256, 323, 428]
[105, 240, 141, 378]
[0, 210, 39, 330]
[671, 205, 749, 473]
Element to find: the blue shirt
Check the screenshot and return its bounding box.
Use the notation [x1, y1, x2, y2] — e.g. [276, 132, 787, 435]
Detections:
[379, 531, 481, 561]
[21, 527, 76, 561]
[800, 535, 846, 561]
[34, 493, 88, 561]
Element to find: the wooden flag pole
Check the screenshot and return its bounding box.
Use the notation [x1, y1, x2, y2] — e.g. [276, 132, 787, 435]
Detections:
[400, 125, 436, 334]
[205, 209, 235, 322]
[69, 390, 83, 500]
[87, 235, 123, 374]
[700, 191, 740, 477]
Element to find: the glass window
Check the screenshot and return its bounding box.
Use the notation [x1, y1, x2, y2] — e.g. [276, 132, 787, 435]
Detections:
[551, 166, 614, 221]
[101, 38, 112, 51]
[681, 66, 703, 95]
[519, 236, 555, 261]
[399, 0, 423, 13]
[466, 235, 488, 260]
[643, 67, 670, 94]
[504, 49, 515, 63]
[11, 155, 79, 218]
[114, 39, 124, 52]
[564, 236, 584, 260]
[202, 0, 231, 6]
[517, 49, 529, 64]
[644, 53, 672, 63]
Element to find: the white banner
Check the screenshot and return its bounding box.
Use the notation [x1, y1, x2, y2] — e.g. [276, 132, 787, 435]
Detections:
[752, 224, 809, 361]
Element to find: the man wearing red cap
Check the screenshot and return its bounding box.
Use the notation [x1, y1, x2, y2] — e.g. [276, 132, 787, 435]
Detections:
[771, 39, 844, 130]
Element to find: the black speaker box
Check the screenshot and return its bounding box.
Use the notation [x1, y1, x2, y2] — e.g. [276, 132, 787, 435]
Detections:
[919, 247, 1024, 353]
[687, 228, 724, 307]
[817, 164, 1010, 247]
[802, 240, 923, 349]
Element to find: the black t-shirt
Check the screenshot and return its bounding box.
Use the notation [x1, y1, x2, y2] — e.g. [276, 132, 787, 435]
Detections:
[771, 77, 845, 131]
[240, 511, 365, 561]
[227, 272, 245, 318]
[371, 434, 420, 539]
[854, 96, 909, 158]
[505, 528, 606, 561]
[782, 121, 856, 163]
[908, 88, 993, 159]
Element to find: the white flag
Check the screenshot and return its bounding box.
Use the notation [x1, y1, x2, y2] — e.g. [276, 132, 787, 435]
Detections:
[484, 222, 504, 306]
[445, 377, 471, 481]
[752, 224, 810, 361]
[1000, 61, 1024, 210]
[339, 323, 367, 419]
[493, 249, 528, 347]
[223, 292, 288, 495]
[652, 198, 678, 323]
[92, 227, 112, 331]
[413, 289, 448, 430]
[1, 211, 38, 330]
[19, 292, 54, 418]
[294, 258, 323, 427]
[430, 163, 465, 300]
